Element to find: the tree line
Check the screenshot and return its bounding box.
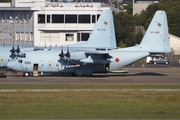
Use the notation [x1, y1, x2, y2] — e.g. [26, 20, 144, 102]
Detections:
[114, 0, 180, 47]
[0, 0, 11, 2]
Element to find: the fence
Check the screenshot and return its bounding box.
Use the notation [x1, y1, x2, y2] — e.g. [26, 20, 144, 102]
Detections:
[163, 53, 180, 62]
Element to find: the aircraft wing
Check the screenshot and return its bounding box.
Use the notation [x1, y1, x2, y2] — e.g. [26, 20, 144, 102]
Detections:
[67, 50, 112, 64]
[84, 51, 113, 59]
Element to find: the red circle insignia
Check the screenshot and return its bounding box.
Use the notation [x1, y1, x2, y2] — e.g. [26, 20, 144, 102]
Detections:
[115, 58, 119, 62]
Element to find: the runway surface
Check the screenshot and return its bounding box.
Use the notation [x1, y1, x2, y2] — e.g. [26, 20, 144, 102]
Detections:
[0, 67, 180, 85]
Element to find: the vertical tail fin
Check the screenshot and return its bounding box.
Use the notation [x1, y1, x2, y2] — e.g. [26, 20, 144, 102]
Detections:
[86, 9, 117, 48]
[139, 10, 171, 53]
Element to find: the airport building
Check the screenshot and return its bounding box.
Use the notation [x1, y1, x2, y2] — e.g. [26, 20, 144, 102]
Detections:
[0, 0, 118, 47]
[133, 0, 161, 15]
[169, 34, 180, 55]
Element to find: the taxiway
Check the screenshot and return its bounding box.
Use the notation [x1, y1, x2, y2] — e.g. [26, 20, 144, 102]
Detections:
[0, 67, 180, 85]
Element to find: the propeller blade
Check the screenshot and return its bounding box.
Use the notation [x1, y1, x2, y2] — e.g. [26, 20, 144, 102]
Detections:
[10, 46, 15, 54]
[15, 45, 20, 53]
[59, 46, 64, 58]
[65, 45, 70, 58]
[67, 60, 69, 68]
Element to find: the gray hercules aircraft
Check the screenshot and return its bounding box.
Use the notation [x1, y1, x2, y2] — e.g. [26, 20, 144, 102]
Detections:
[7, 9, 171, 76]
[0, 9, 116, 68]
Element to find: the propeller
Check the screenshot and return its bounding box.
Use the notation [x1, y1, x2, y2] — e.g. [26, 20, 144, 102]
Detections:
[49, 44, 52, 50]
[15, 45, 20, 53]
[65, 45, 71, 69]
[10, 46, 15, 54]
[65, 45, 70, 58]
[59, 46, 64, 58]
[58, 46, 66, 69]
[58, 45, 71, 69]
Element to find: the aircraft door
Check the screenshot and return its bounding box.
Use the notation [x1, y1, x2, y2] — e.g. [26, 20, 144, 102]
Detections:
[33, 64, 39, 76]
[33, 64, 39, 71]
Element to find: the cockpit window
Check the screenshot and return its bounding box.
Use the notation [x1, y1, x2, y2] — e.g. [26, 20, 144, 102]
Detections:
[17, 53, 26, 58]
[18, 60, 23, 63]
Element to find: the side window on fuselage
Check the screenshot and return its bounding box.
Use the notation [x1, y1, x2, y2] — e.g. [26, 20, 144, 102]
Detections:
[17, 53, 26, 58]
[25, 61, 31, 64]
[48, 60, 52, 68]
[0, 56, 3, 62]
[18, 59, 23, 63]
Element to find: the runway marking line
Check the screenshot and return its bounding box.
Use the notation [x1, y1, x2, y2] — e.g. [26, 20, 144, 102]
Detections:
[0, 89, 180, 92]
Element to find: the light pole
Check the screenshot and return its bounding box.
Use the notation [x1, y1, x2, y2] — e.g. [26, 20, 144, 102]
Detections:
[0, 18, 4, 46]
[23, 18, 26, 45]
[9, 16, 18, 45]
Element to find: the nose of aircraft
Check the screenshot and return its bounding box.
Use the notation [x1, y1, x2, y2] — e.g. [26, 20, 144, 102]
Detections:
[7, 61, 17, 70]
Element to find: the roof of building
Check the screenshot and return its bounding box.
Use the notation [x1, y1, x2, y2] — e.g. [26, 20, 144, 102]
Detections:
[135, 0, 161, 1]
[169, 34, 180, 41]
[101, 3, 120, 13]
[121, 0, 133, 4]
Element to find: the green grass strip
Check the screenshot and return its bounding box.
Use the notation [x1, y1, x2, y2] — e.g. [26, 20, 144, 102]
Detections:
[0, 91, 180, 119]
[1, 84, 180, 89]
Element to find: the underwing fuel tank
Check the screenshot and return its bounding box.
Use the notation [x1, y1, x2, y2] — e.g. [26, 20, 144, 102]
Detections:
[80, 58, 110, 64]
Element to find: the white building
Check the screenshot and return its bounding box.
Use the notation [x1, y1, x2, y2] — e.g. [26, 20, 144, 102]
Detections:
[0, 0, 118, 47]
[169, 34, 180, 55]
[133, 0, 160, 15]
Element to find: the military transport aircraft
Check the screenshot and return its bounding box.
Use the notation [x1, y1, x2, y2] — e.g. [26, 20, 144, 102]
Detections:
[0, 9, 116, 68]
[7, 9, 171, 77]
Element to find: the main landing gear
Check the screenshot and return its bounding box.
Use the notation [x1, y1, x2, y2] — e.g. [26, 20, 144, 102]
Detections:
[70, 73, 93, 77]
[23, 72, 29, 77]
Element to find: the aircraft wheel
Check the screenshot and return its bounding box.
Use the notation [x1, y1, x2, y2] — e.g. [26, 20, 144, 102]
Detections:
[154, 62, 157, 64]
[23, 72, 29, 77]
[77, 74, 82, 77]
[86, 74, 92, 77]
[70, 73, 77, 76]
